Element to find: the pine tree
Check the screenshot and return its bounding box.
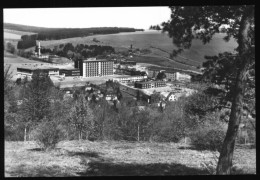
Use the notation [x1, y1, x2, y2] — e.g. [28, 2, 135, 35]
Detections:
[161, 5, 255, 174]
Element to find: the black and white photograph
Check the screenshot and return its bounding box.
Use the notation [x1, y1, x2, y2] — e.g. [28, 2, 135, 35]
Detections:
[4, 5, 255, 176]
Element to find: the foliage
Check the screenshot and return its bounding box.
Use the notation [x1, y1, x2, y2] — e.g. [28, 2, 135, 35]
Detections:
[149, 25, 161, 30]
[5, 42, 16, 54]
[156, 71, 166, 80]
[17, 39, 36, 49]
[17, 49, 34, 58]
[4, 64, 14, 96]
[41, 43, 115, 59]
[31, 27, 144, 41]
[150, 92, 161, 104]
[149, 99, 186, 142]
[184, 90, 220, 128]
[190, 112, 227, 152]
[161, 5, 255, 174]
[68, 93, 94, 140]
[34, 120, 64, 150]
[16, 70, 56, 142]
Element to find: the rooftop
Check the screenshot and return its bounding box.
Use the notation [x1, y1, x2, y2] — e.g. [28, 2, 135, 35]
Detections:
[114, 75, 146, 78]
[135, 80, 165, 84]
[17, 67, 59, 71]
[60, 68, 80, 71]
[82, 59, 110, 62]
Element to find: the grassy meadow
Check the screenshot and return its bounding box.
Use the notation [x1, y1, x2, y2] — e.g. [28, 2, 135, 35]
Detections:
[4, 32, 22, 40]
[4, 29, 37, 40]
[5, 140, 256, 176]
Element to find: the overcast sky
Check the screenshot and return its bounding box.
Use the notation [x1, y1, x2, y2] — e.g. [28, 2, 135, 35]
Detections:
[4, 7, 171, 29]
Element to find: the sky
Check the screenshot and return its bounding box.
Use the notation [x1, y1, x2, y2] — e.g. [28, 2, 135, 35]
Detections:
[4, 7, 171, 30]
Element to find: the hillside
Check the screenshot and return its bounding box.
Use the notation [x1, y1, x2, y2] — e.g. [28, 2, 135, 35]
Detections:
[4, 29, 37, 40]
[3, 23, 144, 41]
[32, 30, 237, 68]
[4, 23, 237, 71]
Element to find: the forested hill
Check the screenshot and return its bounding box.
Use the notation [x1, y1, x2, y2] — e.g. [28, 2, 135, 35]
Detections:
[4, 23, 144, 41]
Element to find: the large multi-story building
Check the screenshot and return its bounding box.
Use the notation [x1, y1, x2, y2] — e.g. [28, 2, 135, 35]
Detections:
[17, 67, 59, 78]
[75, 58, 113, 77]
[134, 81, 166, 89]
[113, 75, 147, 83]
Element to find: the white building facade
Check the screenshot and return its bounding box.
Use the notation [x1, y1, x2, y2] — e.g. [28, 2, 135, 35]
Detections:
[113, 75, 147, 83]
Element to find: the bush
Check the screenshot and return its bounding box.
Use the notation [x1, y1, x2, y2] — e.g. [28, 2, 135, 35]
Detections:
[34, 121, 63, 150]
[190, 122, 226, 152]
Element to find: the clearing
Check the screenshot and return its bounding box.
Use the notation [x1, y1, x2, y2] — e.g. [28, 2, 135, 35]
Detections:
[5, 140, 256, 176]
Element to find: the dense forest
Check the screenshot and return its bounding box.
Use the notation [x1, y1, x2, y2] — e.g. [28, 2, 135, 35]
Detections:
[17, 40, 36, 49]
[38, 43, 115, 59]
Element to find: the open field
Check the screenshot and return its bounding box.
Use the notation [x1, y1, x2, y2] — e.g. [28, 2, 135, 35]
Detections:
[4, 52, 42, 64]
[4, 29, 37, 40]
[5, 140, 256, 176]
[131, 55, 199, 72]
[4, 32, 22, 40]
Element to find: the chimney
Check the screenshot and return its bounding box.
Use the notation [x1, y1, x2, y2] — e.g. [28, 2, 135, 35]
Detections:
[38, 41, 41, 56]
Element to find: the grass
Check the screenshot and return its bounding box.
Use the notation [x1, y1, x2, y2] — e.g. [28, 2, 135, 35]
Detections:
[4, 32, 22, 40]
[4, 29, 37, 40]
[5, 140, 256, 177]
[131, 55, 199, 72]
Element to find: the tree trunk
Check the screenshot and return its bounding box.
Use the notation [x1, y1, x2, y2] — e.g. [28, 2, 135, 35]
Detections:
[24, 127, 27, 142]
[137, 124, 140, 142]
[216, 9, 253, 174]
[78, 128, 81, 141]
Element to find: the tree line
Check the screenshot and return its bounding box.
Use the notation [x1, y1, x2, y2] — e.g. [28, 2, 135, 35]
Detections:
[38, 43, 115, 60]
[4, 23, 144, 42]
[149, 25, 161, 30]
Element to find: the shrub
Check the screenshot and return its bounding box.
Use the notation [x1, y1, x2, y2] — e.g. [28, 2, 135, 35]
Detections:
[34, 120, 63, 150]
[190, 121, 226, 152]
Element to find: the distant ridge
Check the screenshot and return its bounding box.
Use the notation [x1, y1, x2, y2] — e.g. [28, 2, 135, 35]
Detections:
[4, 22, 144, 33]
[4, 22, 144, 41]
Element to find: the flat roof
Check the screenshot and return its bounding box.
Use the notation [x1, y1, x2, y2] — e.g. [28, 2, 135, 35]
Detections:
[113, 75, 146, 78]
[17, 67, 59, 71]
[126, 60, 136, 62]
[82, 59, 110, 62]
[135, 80, 166, 84]
[60, 68, 80, 71]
